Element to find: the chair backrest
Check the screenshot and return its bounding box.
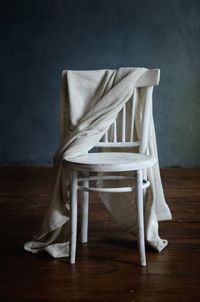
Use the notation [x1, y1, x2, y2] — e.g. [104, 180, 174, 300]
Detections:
[95, 69, 160, 154]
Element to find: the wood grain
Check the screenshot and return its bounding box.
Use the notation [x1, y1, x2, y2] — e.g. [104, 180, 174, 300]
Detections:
[0, 167, 199, 302]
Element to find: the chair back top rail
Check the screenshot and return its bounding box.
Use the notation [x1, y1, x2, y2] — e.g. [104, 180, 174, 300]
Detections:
[135, 69, 160, 87]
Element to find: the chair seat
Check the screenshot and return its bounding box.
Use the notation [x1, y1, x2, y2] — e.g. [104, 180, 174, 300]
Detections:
[64, 152, 157, 172]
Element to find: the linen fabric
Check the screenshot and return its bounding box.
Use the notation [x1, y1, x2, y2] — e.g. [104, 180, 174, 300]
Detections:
[24, 68, 172, 258]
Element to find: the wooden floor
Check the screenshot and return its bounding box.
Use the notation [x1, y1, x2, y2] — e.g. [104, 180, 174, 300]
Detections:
[0, 167, 200, 302]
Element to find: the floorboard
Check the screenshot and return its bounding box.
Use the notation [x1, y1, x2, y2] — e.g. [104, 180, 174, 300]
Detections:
[0, 167, 199, 302]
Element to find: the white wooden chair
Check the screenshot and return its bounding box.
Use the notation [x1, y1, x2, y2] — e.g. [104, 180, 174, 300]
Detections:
[64, 69, 160, 266]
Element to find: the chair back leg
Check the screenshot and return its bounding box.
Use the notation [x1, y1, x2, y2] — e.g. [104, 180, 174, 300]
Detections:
[70, 170, 78, 264]
[81, 172, 89, 243]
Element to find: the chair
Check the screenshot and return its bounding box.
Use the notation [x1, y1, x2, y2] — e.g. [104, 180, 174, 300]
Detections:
[63, 69, 160, 266]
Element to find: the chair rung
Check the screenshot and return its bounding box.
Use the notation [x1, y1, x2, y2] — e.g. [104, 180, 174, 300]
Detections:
[78, 175, 134, 183]
[78, 185, 134, 193]
[78, 180, 150, 193]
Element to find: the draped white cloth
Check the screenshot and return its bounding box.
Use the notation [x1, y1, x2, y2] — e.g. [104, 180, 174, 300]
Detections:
[24, 68, 172, 258]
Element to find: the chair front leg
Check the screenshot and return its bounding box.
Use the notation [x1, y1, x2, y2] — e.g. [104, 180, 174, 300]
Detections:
[70, 170, 78, 264]
[136, 169, 146, 266]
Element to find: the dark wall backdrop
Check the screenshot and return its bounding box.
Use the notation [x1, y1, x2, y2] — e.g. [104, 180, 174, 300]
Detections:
[0, 0, 200, 166]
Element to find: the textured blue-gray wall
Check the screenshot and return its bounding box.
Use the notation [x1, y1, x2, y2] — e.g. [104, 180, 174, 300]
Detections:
[0, 0, 199, 166]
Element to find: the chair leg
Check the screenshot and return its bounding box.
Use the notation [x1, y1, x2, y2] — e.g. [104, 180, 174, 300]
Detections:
[70, 170, 78, 264]
[81, 172, 89, 243]
[136, 169, 146, 266]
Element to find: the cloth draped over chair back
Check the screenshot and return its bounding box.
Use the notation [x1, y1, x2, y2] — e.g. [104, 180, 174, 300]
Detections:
[24, 68, 172, 258]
